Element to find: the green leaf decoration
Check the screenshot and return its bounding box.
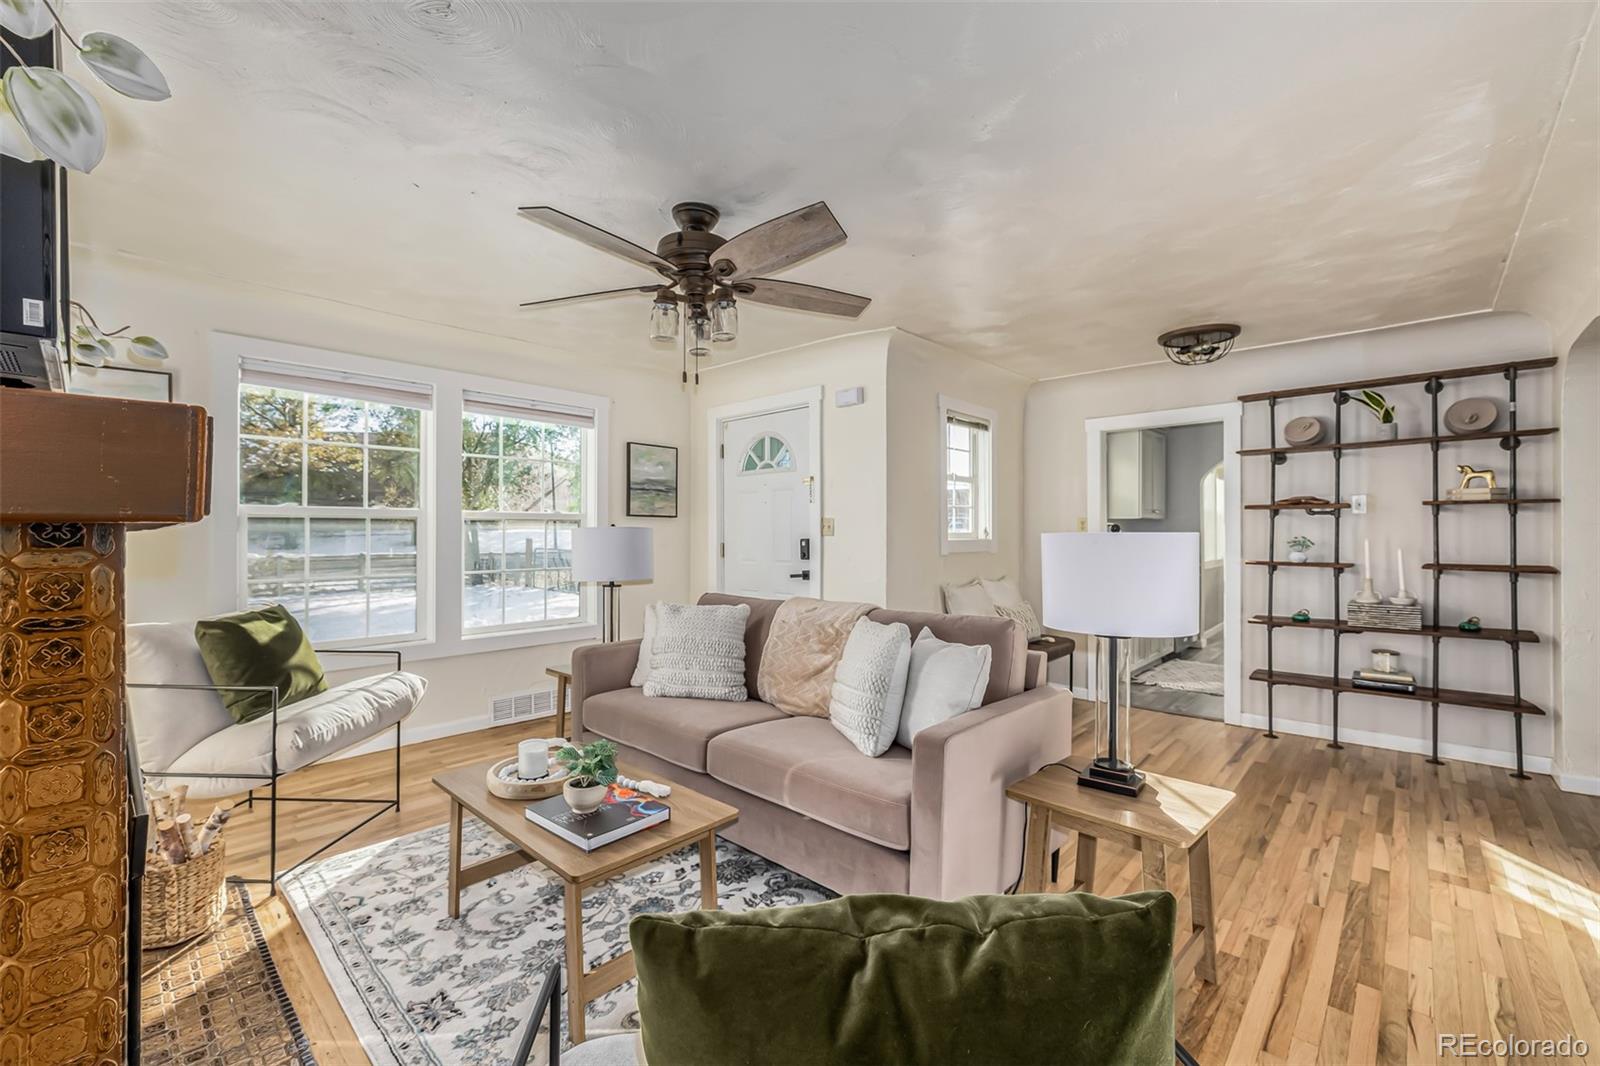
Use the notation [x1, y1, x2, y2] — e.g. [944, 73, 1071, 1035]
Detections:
[0, 0, 51, 39]
[73, 338, 113, 366]
[2, 66, 106, 173]
[78, 32, 171, 101]
[128, 335, 169, 361]
[0, 93, 42, 162]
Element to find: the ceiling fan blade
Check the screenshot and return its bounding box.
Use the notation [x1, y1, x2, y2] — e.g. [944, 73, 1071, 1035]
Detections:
[712, 202, 847, 281]
[519, 285, 658, 309]
[518, 206, 673, 274]
[734, 278, 871, 318]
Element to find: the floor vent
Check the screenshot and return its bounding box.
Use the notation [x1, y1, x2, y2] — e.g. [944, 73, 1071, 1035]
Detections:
[490, 685, 556, 725]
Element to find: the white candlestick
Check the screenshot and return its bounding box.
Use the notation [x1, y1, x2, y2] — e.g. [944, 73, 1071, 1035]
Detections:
[518, 739, 549, 780]
[1396, 547, 1406, 596]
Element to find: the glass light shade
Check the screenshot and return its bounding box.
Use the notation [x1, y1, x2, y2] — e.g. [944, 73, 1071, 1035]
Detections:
[1091, 636, 1134, 771]
[689, 315, 711, 358]
[649, 300, 679, 342]
[711, 298, 738, 342]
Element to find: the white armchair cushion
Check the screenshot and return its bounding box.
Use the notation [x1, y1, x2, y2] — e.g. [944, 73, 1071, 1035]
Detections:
[163, 671, 426, 797]
[127, 622, 237, 772]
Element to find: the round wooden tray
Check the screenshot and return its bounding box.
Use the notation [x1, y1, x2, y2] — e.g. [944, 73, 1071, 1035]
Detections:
[486, 757, 569, 800]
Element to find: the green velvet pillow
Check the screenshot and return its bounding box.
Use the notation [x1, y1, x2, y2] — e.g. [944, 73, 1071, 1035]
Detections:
[630, 890, 1175, 1066]
[193, 604, 328, 723]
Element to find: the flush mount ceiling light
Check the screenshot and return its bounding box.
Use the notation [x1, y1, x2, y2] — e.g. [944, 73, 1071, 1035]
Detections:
[1158, 323, 1241, 366]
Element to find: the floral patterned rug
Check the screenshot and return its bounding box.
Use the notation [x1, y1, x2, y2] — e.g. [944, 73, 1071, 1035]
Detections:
[280, 816, 834, 1065]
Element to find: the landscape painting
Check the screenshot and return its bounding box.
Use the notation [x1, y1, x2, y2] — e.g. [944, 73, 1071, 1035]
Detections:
[627, 442, 678, 517]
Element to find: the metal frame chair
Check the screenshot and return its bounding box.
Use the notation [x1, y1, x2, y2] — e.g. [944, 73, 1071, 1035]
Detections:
[131, 648, 405, 895]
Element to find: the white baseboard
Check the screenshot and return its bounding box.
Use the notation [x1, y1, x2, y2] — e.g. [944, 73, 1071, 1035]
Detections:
[1553, 767, 1600, 796]
[1237, 713, 1552, 775]
[326, 708, 559, 763]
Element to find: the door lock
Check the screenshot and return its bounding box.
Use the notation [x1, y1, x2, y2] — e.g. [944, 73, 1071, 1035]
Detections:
[789, 570, 812, 581]
[799, 537, 811, 561]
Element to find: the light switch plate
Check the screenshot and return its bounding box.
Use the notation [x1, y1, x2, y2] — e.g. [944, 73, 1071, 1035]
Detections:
[1351, 494, 1368, 514]
[1077, 517, 1087, 531]
[822, 517, 836, 536]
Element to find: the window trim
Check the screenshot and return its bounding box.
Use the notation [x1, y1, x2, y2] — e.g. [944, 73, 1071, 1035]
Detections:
[939, 394, 997, 555]
[210, 332, 609, 663]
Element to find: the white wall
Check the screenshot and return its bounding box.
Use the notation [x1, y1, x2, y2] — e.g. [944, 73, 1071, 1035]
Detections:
[689, 332, 891, 604]
[1025, 312, 1561, 771]
[885, 332, 1030, 611]
[72, 250, 690, 745]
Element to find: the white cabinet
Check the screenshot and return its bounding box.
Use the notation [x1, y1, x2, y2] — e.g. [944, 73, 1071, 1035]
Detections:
[1106, 429, 1167, 521]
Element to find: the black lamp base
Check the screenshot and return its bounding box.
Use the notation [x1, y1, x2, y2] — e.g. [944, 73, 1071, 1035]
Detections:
[1077, 758, 1146, 797]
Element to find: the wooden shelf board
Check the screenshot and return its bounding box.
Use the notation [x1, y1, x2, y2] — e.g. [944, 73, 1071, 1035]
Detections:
[1421, 563, 1559, 575]
[1238, 426, 1558, 457]
[1248, 668, 1544, 715]
[1249, 615, 1538, 644]
[1245, 501, 1351, 511]
[1237, 357, 1557, 403]
[1422, 497, 1559, 506]
[1245, 560, 1355, 570]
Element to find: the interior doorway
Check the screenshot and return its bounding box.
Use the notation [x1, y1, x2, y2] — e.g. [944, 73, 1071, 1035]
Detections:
[707, 387, 823, 600]
[1085, 402, 1242, 724]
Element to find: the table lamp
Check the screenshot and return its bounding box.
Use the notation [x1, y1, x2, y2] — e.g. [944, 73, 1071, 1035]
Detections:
[1040, 532, 1200, 796]
[571, 526, 653, 642]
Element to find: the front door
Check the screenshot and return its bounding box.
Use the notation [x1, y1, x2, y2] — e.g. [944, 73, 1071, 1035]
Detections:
[720, 405, 817, 599]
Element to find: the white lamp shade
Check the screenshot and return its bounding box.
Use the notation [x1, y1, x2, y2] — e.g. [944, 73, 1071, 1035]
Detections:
[1040, 532, 1199, 638]
[571, 526, 654, 583]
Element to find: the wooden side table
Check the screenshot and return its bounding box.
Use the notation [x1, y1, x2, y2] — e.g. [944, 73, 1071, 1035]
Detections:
[1006, 765, 1235, 984]
[546, 664, 571, 738]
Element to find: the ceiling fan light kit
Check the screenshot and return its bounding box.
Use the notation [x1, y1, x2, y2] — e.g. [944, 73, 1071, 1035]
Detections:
[517, 199, 869, 383]
[1159, 323, 1241, 366]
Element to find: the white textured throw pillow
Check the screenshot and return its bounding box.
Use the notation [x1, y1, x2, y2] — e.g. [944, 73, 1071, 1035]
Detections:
[828, 618, 913, 757]
[942, 580, 996, 617]
[630, 602, 659, 687]
[994, 601, 1043, 641]
[895, 628, 992, 748]
[644, 602, 750, 702]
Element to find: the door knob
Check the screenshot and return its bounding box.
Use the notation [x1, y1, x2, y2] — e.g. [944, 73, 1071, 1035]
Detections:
[789, 570, 811, 581]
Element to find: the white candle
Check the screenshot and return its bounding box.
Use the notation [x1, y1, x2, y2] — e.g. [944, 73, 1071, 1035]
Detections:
[517, 738, 549, 780]
[1364, 539, 1371, 574]
[1396, 547, 1406, 595]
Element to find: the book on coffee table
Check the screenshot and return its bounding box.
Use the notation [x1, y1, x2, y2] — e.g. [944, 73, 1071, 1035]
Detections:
[524, 785, 670, 852]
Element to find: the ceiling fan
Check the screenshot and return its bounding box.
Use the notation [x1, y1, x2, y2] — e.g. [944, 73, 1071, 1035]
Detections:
[516, 200, 870, 357]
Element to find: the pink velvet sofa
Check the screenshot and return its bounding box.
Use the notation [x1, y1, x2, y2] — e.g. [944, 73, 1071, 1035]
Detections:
[570, 593, 1073, 898]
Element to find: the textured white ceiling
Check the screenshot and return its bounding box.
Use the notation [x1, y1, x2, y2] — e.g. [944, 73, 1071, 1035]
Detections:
[69, 1, 1594, 378]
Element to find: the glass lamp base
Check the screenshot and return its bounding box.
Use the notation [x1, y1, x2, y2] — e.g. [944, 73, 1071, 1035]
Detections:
[1077, 757, 1146, 797]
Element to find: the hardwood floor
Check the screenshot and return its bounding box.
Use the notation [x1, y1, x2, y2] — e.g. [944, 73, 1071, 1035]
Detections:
[215, 705, 1600, 1065]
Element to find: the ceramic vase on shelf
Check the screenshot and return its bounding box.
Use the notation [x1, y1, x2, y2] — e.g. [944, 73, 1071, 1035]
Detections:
[1289, 549, 1309, 564]
[1377, 420, 1399, 441]
[563, 780, 608, 814]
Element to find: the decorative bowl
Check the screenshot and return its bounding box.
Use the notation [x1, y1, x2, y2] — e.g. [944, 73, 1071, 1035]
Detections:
[486, 757, 569, 800]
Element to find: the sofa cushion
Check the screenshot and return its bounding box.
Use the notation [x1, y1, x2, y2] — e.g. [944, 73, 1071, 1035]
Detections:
[706, 717, 912, 850]
[193, 604, 328, 722]
[696, 593, 782, 694]
[127, 622, 238, 773]
[630, 890, 1177, 1066]
[867, 607, 1027, 706]
[643, 602, 750, 702]
[584, 688, 785, 773]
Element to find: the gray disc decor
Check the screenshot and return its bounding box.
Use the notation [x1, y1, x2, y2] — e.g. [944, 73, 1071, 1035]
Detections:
[1443, 397, 1500, 436]
[1283, 416, 1326, 447]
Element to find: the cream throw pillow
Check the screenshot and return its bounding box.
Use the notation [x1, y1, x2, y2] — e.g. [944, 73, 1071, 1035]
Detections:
[644, 603, 750, 702]
[631, 602, 659, 687]
[942, 580, 995, 617]
[982, 578, 1042, 640]
[895, 628, 992, 748]
[828, 618, 913, 757]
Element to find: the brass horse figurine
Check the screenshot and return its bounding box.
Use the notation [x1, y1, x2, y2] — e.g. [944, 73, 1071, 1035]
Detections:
[1456, 464, 1497, 491]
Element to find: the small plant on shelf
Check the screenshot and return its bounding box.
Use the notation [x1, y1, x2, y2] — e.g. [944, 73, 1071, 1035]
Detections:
[1286, 535, 1314, 563]
[1351, 388, 1398, 438]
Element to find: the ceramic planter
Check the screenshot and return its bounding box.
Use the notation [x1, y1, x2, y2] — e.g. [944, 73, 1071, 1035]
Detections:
[1288, 549, 1309, 564]
[563, 780, 608, 814]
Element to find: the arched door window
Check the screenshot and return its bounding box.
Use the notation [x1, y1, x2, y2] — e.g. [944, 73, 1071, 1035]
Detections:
[740, 434, 794, 474]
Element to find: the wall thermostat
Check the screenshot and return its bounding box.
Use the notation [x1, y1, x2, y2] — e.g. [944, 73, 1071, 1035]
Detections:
[834, 386, 865, 408]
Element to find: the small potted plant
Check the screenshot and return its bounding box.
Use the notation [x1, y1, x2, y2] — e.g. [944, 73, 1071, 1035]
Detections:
[1351, 389, 1398, 439]
[555, 739, 617, 814]
[1287, 535, 1314, 564]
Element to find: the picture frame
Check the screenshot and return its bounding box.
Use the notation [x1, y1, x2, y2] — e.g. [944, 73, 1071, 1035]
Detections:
[65, 362, 174, 403]
[626, 442, 678, 518]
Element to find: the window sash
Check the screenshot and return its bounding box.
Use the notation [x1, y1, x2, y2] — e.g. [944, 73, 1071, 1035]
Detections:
[941, 405, 993, 547]
[240, 357, 434, 410]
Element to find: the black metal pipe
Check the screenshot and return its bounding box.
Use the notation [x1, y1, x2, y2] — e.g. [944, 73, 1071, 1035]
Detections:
[1330, 392, 1346, 750]
[1426, 378, 1445, 765]
[1266, 398, 1279, 739]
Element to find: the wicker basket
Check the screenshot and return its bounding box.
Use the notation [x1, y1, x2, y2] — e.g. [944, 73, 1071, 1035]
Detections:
[142, 841, 228, 949]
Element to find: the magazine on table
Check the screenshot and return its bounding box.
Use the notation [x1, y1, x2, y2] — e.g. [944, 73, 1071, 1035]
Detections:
[524, 784, 671, 851]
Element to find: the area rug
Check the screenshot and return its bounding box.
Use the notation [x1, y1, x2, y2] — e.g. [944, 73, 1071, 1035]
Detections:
[280, 817, 835, 1065]
[141, 878, 315, 1066]
[1135, 657, 1226, 695]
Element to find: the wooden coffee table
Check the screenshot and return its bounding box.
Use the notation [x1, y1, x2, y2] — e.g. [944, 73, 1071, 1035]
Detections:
[432, 759, 738, 1042]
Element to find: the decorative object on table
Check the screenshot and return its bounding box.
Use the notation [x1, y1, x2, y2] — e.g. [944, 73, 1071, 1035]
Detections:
[141, 785, 233, 948]
[0, 1, 171, 173]
[524, 783, 671, 852]
[1157, 323, 1240, 365]
[1448, 464, 1509, 500]
[1371, 648, 1402, 674]
[555, 738, 618, 814]
[1459, 616, 1483, 633]
[1389, 546, 1418, 606]
[1283, 415, 1326, 447]
[486, 757, 569, 801]
[1350, 388, 1398, 439]
[1353, 648, 1416, 694]
[1354, 538, 1382, 604]
[571, 524, 654, 642]
[141, 878, 313, 1066]
[1291, 609, 1311, 623]
[1286, 535, 1314, 564]
[1041, 532, 1200, 797]
[626, 442, 679, 517]
[518, 737, 551, 780]
[616, 773, 672, 798]
[1444, 397, 1500, 436]
[1347, 599, 1422, 630]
